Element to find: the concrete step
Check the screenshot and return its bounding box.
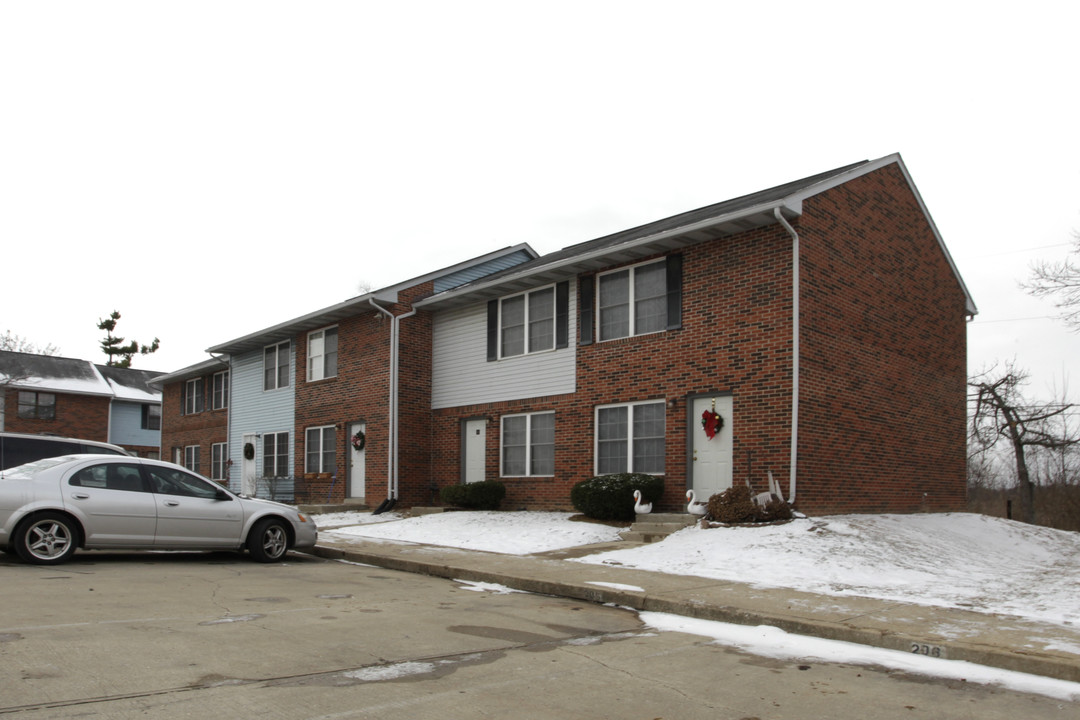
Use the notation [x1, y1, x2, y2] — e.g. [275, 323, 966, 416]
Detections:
[620, 512, 699, 543]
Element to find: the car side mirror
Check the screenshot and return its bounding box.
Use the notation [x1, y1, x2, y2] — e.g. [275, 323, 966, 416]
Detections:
[215, 489, 233, 501]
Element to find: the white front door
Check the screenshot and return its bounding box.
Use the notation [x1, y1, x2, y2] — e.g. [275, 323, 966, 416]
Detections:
[463, 418, 487, 484]
[241, 433, 258, 496]
[348, 422, 366, 499]
[691, 396, 733, 500]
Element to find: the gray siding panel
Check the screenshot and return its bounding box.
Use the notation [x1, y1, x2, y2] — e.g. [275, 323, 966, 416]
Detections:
[431, 294, 576, 409]
[228, 344, 295, 496]
[433, 250, 534, 293]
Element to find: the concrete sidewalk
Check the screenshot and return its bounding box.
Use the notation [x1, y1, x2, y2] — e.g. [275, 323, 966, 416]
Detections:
[310, 535, 1080, 684]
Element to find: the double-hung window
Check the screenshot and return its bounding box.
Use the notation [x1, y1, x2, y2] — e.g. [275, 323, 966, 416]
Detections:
[17, 391, 55, 420]
[307, 327, 338, 381]
[141, 404, 161, 430]
[183, 378, 204, 415]
[305, 426, 336, 474]
[500, 287, 555, 358]
[262, 432, 289, 478]
[183, 445, 201, 473]
[212, 370, 229, 410]
[501, 412, 555, 476]
[264, 341, 290, 391]
[595, 400, 665, 475]
[598, 260, 667, 341]
[211, 442, 228, 480]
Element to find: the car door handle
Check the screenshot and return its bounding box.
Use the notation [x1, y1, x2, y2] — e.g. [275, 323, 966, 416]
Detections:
[164, 500, 180, 506]
[72, 493, 90, 499]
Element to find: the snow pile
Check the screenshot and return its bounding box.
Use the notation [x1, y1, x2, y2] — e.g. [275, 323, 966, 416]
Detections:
[320, 511, 623, 555]
[316, 510, 1080, 628]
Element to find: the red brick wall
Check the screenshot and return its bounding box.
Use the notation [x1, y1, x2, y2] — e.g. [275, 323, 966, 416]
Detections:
[424, 163, 968, 516]
[293, 283, 434, 505]
[795, 164, 968, 513]
[3, 389, 111, 441]
[160, 376, 228, 478]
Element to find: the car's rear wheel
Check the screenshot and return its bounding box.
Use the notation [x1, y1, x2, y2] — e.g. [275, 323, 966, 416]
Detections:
[247, 518, 289, 562]
[15, 512, 79, 565]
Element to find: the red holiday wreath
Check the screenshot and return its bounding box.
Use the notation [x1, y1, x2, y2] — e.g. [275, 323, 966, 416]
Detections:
[701, 410, 724, 439]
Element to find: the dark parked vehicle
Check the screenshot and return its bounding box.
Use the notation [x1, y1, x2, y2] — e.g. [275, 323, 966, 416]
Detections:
[0, 455, 318, 565]
[0, 432, 129, 471]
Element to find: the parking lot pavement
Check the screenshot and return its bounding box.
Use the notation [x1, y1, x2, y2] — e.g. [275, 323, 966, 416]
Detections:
[2, 550, 1076, 719]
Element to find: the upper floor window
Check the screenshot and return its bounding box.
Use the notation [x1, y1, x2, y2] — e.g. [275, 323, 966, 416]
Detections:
[264, 341, 290, 391]
[599, 260, 666, 341]
[17, 391, 55, 420]
[212, 370, 229, 410]
[487, 282, 569, 362]
[141, 404, 161, 430]
[182, 378, 204, 415]
[307, 327, 338, 381]
[595, 400, 665, 475]
[305, 425, 336, 474]
[501, 412, 555, 477]
[580, 254, 682, 345]
[500, 287, 555, 358]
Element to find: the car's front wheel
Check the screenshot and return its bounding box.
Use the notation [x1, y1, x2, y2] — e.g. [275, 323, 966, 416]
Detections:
[15, 512, 79, 565]
[247, 518, 289, 562]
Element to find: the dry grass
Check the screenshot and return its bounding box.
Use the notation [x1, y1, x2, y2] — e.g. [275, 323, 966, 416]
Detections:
[967, 483, 1080, 532]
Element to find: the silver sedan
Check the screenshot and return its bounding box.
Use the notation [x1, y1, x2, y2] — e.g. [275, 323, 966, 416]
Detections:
[0, 455, 317, 565]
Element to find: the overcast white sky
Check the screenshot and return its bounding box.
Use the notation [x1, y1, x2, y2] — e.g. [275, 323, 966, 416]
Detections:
[2, 1, 1078, 401]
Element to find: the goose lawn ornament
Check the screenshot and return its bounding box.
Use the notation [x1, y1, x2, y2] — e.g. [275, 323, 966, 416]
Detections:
[633, 490, 652, 514]
[686, 489, 708, 516]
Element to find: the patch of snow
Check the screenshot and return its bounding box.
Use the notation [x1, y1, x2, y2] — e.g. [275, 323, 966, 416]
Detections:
[454, 579, 526, 594]
[585, 581, 645, 592]
[641, 612, 1080, 702]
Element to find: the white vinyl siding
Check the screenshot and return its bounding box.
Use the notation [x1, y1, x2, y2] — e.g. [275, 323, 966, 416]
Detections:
[431, 295, 576, 409]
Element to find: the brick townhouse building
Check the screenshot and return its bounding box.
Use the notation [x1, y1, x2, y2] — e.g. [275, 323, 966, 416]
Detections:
[159, 154, 975, 515]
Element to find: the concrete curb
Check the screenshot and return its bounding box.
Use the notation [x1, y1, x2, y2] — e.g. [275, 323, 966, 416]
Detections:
[310, 543, 1080, 684]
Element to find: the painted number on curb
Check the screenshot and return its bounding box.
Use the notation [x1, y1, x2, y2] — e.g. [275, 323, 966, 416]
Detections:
[911, 643, 944, 658]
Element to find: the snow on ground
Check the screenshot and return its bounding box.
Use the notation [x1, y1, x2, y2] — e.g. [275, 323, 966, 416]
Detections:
[319, 510, 623, 555]
[315, 510, 1080, 628]
[315, 510, 1080, 700]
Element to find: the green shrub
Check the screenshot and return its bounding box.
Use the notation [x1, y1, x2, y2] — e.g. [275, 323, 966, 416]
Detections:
[570, 473, 664, 521]
[439, 480, 506, 510]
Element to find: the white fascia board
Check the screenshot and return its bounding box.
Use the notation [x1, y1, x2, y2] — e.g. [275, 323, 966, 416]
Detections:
[415, 200, 800, 308]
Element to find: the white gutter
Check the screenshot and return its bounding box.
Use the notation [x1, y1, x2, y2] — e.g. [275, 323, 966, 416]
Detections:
[774, 208, 799, 505]
[368, 300, 417, 500]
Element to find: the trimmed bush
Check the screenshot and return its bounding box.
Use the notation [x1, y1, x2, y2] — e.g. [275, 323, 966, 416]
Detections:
[571, 473, 664, 521]
[439, 480, 506, 510]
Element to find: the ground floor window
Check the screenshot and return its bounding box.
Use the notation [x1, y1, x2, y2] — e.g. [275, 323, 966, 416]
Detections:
[501, 412, 555, 476]
[595, 400, 665, 475]
[305, 425, 336, 474]
[263, 431, 289, 477]
[183, 445, 200, 473]
[211, 442, 228, 480]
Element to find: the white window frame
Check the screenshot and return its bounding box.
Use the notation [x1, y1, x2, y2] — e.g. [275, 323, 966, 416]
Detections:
[594, 400, 666, 475]
[307, 326, 339, 381]
[597, 259, 667, 342]
[262, 431, 290, 478]
[264, 341, 291, 391]
[305, 425, 336, 474]
[499, 285, 557, 358]
[183, 378, 204, 415]
[211, 442, 228, 480]
[212, 370, 229, 410]
[183, 445, 200, 473]
[500, 411, 555, 477]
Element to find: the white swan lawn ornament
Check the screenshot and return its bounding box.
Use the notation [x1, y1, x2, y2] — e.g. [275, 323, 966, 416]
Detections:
[633, 490, 652, 514]
[685, 490, 708, 516]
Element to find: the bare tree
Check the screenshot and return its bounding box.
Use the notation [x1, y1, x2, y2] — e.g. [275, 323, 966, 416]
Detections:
[969, 362, 1080, 523]
[0, 330, 60, 356]
[1025, 231, 1080, 330]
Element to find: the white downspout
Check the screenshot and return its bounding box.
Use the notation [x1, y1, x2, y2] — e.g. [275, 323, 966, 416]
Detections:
[774, 207, 799, 504]
[368, 299, 416, 500]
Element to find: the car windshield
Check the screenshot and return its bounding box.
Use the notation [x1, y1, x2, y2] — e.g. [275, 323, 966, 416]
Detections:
[0, 454, 80, 480]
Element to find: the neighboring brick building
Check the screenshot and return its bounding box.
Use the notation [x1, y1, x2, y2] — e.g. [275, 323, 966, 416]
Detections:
[159, 154, 975, 515]
[0, 351, 163, 457]
[152, 358, 230, 482]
